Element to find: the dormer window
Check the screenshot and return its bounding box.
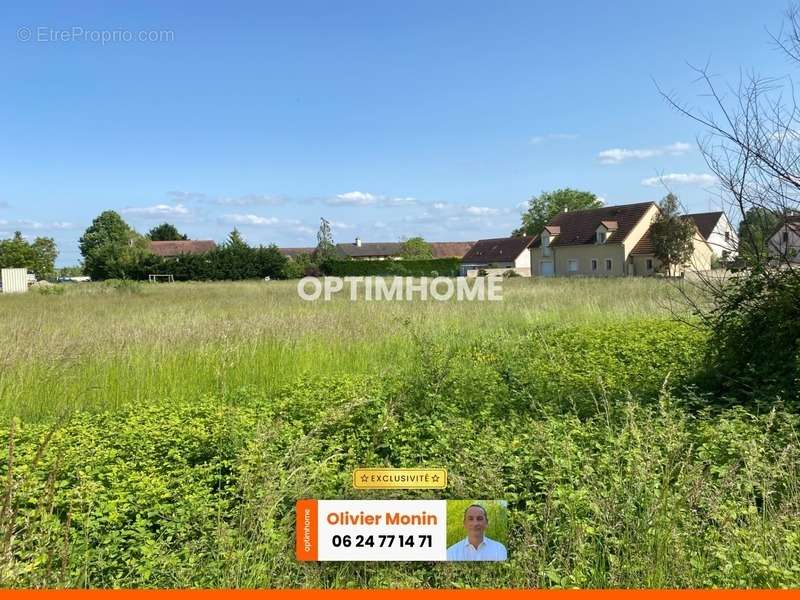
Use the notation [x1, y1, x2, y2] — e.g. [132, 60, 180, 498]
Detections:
[595, 221, 617, 244]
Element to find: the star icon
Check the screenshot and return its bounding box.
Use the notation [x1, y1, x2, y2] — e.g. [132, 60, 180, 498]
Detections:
[360, 474, 369, 483]
[431, 474, 440, 482]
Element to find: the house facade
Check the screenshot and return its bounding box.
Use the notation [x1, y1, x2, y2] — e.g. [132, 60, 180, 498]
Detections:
[684, 211, 738, 259]
[460, 236, 534, 276]
[768, 214, 800, 263]
[530, 202, 714, 277]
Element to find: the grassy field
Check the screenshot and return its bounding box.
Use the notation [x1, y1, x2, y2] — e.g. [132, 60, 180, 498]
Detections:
[0, 278, 690, 421]
[2, 278, 799, 588]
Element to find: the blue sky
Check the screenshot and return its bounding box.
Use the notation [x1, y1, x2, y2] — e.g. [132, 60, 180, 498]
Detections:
[0, 1, 793, 265]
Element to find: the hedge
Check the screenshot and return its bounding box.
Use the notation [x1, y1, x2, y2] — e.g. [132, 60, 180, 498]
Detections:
[321, 258, 461, 277]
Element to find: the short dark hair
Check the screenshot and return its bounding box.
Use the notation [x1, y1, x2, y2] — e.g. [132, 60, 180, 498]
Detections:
[463, 504, 488, 522]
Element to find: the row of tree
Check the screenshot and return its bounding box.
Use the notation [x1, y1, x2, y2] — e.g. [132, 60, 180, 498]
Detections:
[77, 211, 293, 281]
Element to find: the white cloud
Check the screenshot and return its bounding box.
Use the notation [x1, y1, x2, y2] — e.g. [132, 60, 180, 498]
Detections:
[530, 133, 579, 144]
[8, 219, 77, 230]
[327, 191, 417, 207]
[329, 220, 353, 230]
[167, 190, 207, 203]
[122, 203, 191, 218]
[598, 141, 692, 164]
[465, 206, 500, 216]
[220, 214, 281, 226]
[640, 173, 718, 187]
[214, 194, 285, 207]
[329, 191, 379, 206]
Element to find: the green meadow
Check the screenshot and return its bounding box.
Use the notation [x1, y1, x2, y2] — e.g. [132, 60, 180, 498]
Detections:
[1, 278, 798, 588]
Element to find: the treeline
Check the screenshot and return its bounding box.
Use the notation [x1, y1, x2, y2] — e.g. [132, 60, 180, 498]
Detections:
[129, 243, 289, 281]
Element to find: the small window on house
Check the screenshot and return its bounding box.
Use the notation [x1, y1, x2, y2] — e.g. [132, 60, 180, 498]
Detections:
[605, 258, 613, 272]
[646, 258, 653, 271]
[724, 231, 730, 243]
[568, 259, 578, 273]
[784, 231, 790, 243]
[591, 259, 598, 272]
[596, 231, 606, 244]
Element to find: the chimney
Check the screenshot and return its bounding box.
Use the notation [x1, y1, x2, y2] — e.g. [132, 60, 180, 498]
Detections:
[355, 237, 362, 247]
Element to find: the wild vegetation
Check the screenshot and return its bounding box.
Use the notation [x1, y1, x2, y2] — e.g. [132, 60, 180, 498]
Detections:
[1, 278, 798, 588]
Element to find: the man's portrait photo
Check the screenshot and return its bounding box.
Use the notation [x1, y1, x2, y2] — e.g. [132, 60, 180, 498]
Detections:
[446, 500, 508, 561]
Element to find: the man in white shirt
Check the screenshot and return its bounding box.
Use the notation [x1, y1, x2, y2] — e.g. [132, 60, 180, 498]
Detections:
[446, 504, 507, 561]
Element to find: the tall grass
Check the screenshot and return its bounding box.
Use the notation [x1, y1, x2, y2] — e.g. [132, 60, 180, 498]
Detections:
[0, 278, 696, 420]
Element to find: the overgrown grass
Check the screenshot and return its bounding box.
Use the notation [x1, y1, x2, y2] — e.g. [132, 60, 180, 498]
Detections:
[0, 278, 693, 421]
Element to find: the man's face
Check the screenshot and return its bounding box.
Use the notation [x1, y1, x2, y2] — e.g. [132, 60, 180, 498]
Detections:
[464, 506, 488, 538]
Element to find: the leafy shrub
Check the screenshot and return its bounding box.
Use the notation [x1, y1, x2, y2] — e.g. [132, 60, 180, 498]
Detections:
[700, 268, 800, 408]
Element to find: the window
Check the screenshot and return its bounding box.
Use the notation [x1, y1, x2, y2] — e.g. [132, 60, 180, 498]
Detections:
[646, 258, 653, 271]
[542, 232, 551, 256]
[724, 231, 730, 243]
[591, 258, 598, 272]
[605, 258, 613, 272]
[784, 231, 790, 243]
[568, 259, 578, 273]
[596, 230, 607, 244]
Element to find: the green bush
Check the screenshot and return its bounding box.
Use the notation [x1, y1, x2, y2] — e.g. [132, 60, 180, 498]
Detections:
[700, 268, 800, 408]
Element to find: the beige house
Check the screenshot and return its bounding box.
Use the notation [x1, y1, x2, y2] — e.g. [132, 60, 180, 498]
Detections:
[530, 201, 714, 277]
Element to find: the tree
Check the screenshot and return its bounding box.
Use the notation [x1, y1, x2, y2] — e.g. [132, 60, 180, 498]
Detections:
[0, 231, 58, 279]
[79, 211, 146, 280]
[400, 236, 433, 259]
[147, 222, 187, 241]
[737, 207, 780, 265]
[314, 218, 336, 262]
[224, 227, 247, 249]
[513, 189, 602, 236]
[650, 193, 696, 276]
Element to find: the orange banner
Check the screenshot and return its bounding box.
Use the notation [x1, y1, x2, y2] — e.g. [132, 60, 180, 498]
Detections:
[295, 499, 318, 561]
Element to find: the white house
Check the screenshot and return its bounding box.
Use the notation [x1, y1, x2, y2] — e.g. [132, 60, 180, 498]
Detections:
[684, 212, 738, 260]
[768, 214, 800, 263]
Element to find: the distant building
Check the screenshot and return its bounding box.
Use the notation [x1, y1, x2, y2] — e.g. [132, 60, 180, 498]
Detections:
[148, 240, 217, 258]
[460, 237, 535, 276]
[768, 214, 800, 264]
[683, 211, 738, 259]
